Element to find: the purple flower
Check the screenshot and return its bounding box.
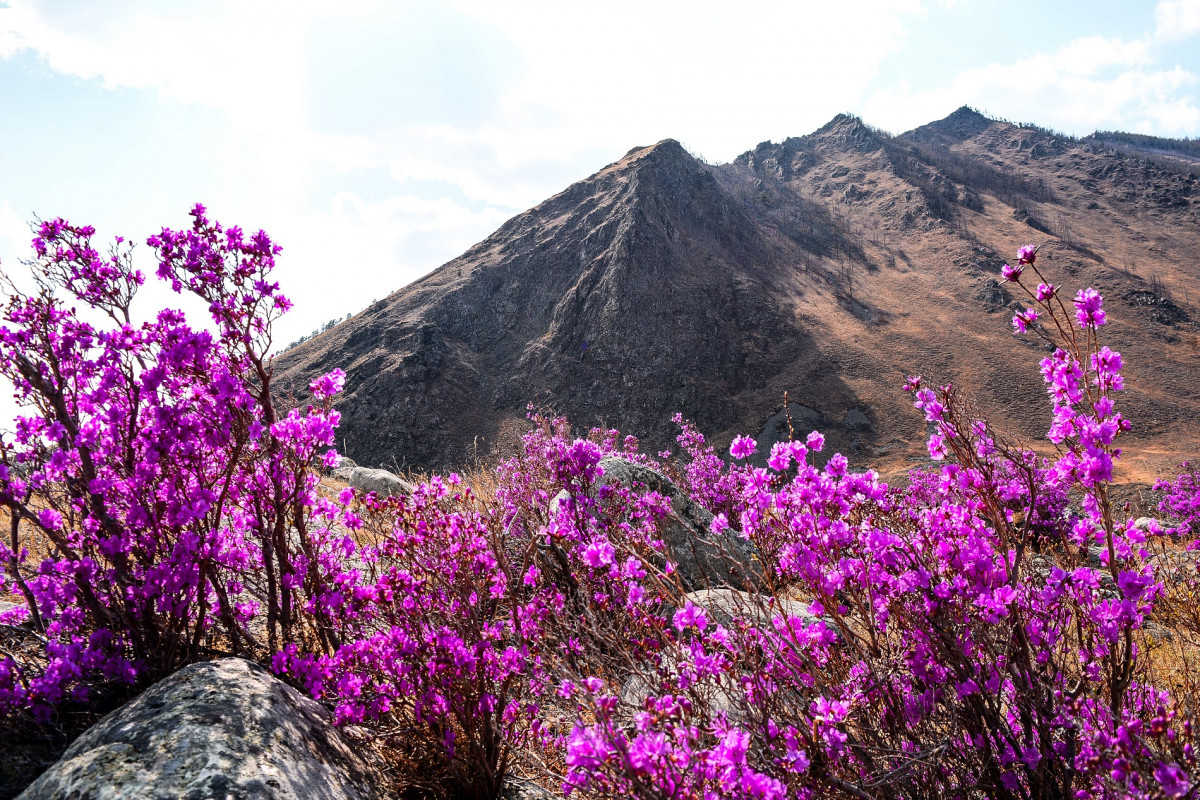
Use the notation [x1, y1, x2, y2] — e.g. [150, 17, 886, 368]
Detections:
[1073, 287, 1106, 328]
[1001, 263, 1023, 282]
[1017, 244, 1037, 264]
[913, 388, 944, 422]
[767, 441, 793, 472]
[309, 368, 346, 400]
[582, 540, 615, 569]
[37, 508, 64, 531]
[1012, 307, 1040, 334]
[927, 431, 947, 460]
[729, 435, 756, 460]
[673, 601, 709, 632]
[1154, 762, 1191, 797]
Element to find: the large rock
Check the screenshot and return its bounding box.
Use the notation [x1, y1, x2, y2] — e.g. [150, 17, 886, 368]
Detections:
[597, 455, 758, 587]
[501, 777, 557, 800]
[680, 587, 819, 629]
[599, 458, 761, 589]
[332, 466, 414, 498]
[623, 588, 828, 715]
[553, 457, 761, 590]
[18, 658, 384, 800]
[1134, 517, 1161, 532]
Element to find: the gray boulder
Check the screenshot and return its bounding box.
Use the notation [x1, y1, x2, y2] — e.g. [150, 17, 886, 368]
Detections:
[552, 457, 761, 589]
[623, 589, 828, 715]
[501, 777, 557, 800]
[18, 658, 384, 800]
[1032, 553, 1117, 599]
[333, 466, 413, 498]
[681, 587, 820, 629]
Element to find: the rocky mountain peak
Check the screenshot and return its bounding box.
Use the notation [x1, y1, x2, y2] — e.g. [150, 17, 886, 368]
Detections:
[276, 113, 1200, 481]
[901, 105, 1002, 148]
[809, 113, 885, 153]
[938, 105, 995, 135]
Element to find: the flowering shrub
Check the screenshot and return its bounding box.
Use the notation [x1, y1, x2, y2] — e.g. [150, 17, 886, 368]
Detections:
[272, 415, 696, 797]
[560, 246, 1195, 799]
[4, 218, 1200, 800]
[1156, 464, 1200, 539]
[0, 207, 348, 718]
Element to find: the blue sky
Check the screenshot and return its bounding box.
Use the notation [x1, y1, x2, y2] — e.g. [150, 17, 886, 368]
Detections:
[0, 0, 1198, 353]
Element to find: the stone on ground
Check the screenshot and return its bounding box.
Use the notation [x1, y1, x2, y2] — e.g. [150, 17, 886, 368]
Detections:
[18, 658, 384, 800]
[332, 466, 413, 498]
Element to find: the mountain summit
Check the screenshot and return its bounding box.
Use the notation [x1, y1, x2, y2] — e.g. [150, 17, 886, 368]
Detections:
[277, 110, 1200, 479]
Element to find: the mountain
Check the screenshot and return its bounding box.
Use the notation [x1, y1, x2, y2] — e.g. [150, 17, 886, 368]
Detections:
[275, 107, 1200, 481]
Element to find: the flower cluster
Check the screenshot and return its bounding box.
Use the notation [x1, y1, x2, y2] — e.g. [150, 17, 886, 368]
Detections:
[1156, 464, 1200, 539]
[0, 207, 347, 719]
[4, 224, 1199, 799]
[559, 247, 1192, 799]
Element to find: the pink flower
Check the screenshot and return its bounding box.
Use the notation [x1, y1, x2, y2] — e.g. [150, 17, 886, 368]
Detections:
[1012, 307, 1040, 334]
[309, 368, 346, 400]
[37, 508, 64, 531]
[913, 388, 944, 422]
[927, 431, 947, 460]
[1073, 287, 1106, 328]
[673, 601, 709, 632]
[582, 540, 615, 569]
[729, 435, 756, 460]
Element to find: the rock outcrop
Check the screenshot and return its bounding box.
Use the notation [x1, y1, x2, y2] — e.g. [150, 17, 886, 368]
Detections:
[18, 658, 385, 800]
[332, 466, 413, 498]
[680, 587, 818, 628]
[276, 108, 1200, 483]
[274, 107, 1200, 482]
[551, 457, 761, 589]
[596, 457, 760, 589]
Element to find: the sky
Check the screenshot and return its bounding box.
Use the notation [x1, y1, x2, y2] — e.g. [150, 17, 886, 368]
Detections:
[0, 0, 1199, 356]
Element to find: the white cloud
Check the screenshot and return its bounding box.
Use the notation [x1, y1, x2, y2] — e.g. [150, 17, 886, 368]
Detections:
[445, 0, 924, 162]
[1054, 35, 1153, 76]
[0, 200, 28, 258]
[0, 0, 929, 196]
[1156, 0, 1200, 40]
[0, 1, 350, 109]
[863, 35, 1200, 136]
[10, 0, 1196, 361]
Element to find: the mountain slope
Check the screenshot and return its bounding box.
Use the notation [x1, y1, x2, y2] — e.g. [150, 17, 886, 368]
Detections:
[276, 108, 1200, 480]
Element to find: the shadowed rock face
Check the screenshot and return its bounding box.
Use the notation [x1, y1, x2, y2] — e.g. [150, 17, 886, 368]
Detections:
[18, 659, 384, 800]
[594, 457, 761, 590]
[277, 108, 1200, 482]
[549, 457, 762, 590]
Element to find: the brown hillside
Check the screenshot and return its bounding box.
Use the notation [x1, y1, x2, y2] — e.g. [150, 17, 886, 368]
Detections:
[275, 107, 1200, 481]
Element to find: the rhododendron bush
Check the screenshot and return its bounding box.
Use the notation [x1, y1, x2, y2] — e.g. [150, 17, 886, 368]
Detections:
[3, 212, 1200, 799]
[560, 245, 1187, 800]
[0, 206, 349, 715]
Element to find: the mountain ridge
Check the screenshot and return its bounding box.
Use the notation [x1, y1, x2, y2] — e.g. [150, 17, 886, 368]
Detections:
[277, 108, 1200, 480]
